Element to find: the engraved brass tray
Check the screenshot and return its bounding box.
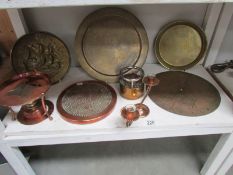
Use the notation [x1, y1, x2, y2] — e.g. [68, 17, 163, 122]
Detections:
[75, 8, 149, 82]
[57, 80, 117, 124]
[149, 71, 221, 116]
[11, 32, 70, 84]
[154, 21, 207, 70]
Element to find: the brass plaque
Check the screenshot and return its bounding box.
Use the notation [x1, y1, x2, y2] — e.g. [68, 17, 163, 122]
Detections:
[154, 21, 207, 70]
[11, 32, 70, 84]
[75, 8, 149, 82]
[149, 71, 221, 116]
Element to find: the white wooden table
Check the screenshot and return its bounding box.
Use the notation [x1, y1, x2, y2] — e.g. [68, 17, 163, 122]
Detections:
[0, 64, 233, 175]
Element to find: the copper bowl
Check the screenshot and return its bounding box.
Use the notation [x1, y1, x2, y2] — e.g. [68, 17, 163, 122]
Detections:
[135, 103, 150, 118]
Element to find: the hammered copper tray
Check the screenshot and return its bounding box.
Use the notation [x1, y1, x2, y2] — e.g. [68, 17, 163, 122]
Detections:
[75, 8, 149, 82]
[11, 32, 70, 84]
[149, 71, 221, 116]
[154, 21, 207, 70]
[57, 80, 117, 124]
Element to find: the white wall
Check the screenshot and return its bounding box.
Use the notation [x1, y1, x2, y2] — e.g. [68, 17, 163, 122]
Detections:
[22, 4, 208, 66]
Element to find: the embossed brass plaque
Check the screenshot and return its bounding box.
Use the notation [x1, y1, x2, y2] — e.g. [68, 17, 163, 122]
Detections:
[11, 32, 70, 84]
[75, 8, 149, 82]
[149, 71, 221, 116]
[154, 21, 207, 70]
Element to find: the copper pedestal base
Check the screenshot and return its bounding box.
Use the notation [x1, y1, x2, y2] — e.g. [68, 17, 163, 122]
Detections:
[17, 100, 54, 125]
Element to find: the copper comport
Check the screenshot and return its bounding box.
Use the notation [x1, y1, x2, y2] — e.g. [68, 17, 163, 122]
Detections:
[0, 72, 54, 125]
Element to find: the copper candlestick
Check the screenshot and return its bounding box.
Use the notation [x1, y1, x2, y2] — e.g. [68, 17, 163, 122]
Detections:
[135, 74, 160, 117]
[121, 74, 159, 127]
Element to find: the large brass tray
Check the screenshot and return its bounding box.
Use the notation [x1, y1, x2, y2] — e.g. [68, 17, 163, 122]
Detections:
[75, 8, 149, 82]
[154, 21, 207, 70]
[11, 32, 70, 84]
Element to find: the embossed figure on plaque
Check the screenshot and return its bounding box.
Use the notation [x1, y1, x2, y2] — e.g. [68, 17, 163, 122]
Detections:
[24, 43, 61, 73]
[11, 32, 70, 84]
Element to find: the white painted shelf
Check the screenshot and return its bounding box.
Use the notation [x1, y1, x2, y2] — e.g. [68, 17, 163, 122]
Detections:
[2, 64, 233, 147]
[0, 0, 232, 9]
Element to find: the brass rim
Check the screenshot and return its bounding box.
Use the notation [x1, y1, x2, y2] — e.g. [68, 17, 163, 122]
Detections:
[75, 8, 148, 82]
[154, 21, 207, 70]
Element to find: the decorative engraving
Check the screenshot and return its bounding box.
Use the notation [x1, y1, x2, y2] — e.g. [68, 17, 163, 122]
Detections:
[24, 43, 61, 74]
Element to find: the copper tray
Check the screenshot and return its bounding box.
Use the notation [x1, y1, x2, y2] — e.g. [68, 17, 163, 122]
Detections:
[75, 8, 149, 82]
[154, 21, 207, 70]
[57, 80, 117, 124]
[11, 32, 70, 84]
[149, 71, 220, 116]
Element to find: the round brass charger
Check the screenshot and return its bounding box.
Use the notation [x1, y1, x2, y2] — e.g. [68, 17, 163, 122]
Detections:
[75, 8, 148, 82]
[149, 71, 221, 116]
[154, 21, 207, 70]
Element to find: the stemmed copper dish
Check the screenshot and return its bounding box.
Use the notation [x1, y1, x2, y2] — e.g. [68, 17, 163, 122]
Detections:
[121, 74, 159, 127]
[0, 71, 54, 125]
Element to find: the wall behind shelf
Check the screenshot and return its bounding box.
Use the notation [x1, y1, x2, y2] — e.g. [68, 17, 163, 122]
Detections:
[22, 4, 208, 66]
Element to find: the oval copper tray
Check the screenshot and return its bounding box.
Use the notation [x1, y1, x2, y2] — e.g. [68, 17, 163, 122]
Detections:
[57, 80, 117, 124]
[149, 71, 221, 116]
[154, 21, 207, 70]
[75, 8, 148, 82]
[11, 32, 70, 84]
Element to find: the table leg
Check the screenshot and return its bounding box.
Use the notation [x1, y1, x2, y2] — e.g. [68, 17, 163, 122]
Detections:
[201, 133, 233, 175]
[0, 143, 36, 175]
